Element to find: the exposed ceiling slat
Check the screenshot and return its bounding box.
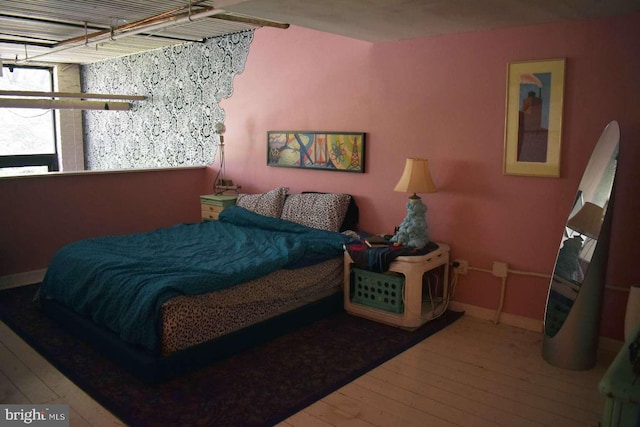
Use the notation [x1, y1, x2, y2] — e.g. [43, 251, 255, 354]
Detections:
[2, 0, 217, 27]
[55, 3, 215, 47]
[0, 0, 264, 64]
[1, 0, 637, 64]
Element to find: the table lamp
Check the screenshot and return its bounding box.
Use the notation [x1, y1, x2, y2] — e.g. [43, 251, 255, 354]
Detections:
[390, 158, 437, 248]
[567, 202, 604, 240]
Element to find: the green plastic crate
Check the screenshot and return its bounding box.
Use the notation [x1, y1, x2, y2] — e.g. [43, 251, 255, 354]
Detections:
[351, 268, 404, 313]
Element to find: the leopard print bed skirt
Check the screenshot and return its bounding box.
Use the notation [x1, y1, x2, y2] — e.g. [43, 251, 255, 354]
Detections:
[160, 257, 343, 355]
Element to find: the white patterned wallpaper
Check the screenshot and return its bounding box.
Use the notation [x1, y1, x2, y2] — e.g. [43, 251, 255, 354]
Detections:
[81, 31, 253, 170]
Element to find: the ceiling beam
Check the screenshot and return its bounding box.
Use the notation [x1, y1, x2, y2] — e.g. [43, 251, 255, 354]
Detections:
[0, 90, 146, 100]
[56, 0, 211, 47]
[0, 98, 130, 110]
[18, 6, 226, 63]
[0, 8, 206, 53]
[210, 13, 289, 29]
[0, 13, 104, 30]
[0, 38, 55, 48]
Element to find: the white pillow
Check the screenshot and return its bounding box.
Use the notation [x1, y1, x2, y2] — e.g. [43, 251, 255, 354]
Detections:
[236, 187, 288, 218]
[281, 193, 351, 231]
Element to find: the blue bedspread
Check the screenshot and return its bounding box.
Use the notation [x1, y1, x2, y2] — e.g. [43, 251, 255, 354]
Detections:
[39, 206, 354, 353]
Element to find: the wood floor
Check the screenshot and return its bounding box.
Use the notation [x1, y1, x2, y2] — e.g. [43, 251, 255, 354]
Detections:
[0, 314, 613, 426]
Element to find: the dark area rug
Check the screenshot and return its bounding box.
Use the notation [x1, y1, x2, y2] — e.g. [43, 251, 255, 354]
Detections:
[0, 284, 463, 426]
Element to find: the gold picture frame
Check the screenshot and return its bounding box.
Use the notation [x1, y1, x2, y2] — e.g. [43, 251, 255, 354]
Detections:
[504, 58, 565, 177]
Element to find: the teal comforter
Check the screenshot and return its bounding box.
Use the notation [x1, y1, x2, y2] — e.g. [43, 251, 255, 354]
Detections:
[39, 206, 354, 353]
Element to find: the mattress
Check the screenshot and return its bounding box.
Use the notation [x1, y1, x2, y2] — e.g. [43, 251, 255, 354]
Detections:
[36, 191, 359, 382]
[38, 206, 352, 352]
[161, 257, 343, 355]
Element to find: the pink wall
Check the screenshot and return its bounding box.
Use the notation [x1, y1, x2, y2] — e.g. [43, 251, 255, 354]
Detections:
[0, 168, 208, 275]
[0, 14, 637, 340]
[221, 14, 640, 339]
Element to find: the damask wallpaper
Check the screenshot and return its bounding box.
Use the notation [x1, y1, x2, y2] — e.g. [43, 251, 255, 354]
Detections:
[81, 31, 253, 170]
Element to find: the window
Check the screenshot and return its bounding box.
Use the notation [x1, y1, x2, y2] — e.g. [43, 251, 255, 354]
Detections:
[0, 65, 59, 176]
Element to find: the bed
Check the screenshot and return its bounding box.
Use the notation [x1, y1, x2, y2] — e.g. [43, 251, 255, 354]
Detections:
[38, 188, 359, 383]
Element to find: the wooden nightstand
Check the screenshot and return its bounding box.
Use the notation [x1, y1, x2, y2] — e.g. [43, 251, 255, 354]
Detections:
[344, 242, 450, 328]
[200, 194, 237, 221]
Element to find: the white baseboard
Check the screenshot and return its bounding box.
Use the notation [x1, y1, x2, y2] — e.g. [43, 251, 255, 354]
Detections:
[449, 301, 543, 332]
[450, 300, 624, 354]
[0, 269, 47, 290]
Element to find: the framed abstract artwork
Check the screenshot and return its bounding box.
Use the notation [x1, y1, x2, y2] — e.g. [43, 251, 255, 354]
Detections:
[504, 58, 565, 177]
[267, 131, 365, 173]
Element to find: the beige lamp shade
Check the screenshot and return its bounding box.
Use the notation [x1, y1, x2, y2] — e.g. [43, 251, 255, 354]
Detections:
[394, 158, 437, 195]
[567, 202, 604, 239]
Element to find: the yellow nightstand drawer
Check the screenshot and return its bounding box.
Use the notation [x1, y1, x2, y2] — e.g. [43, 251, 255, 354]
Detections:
[200, 194, 237, 221]
[202, 204, 225, 214]
[202, 209, 221, 221]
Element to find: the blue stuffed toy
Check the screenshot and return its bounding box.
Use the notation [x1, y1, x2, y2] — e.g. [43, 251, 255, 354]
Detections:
[391, 199, 429, 248]
[554, 235, 583, 281]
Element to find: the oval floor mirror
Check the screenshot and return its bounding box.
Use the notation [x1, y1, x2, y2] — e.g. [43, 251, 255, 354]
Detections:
[542, 120, 620, 370]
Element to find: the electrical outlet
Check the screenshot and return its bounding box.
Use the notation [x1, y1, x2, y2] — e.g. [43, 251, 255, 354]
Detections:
[453, 259, 468, 275]
[492, 261, 509, 278]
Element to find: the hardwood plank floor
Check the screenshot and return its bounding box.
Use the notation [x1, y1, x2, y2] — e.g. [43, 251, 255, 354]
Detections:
[0, 315, 613, 426]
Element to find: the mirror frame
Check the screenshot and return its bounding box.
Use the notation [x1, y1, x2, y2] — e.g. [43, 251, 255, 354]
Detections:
[542, 120, 619, 370]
